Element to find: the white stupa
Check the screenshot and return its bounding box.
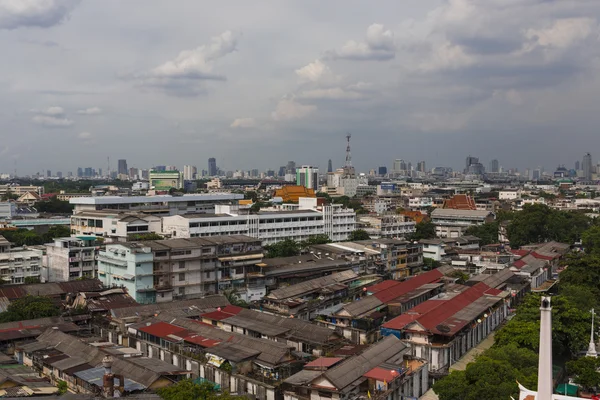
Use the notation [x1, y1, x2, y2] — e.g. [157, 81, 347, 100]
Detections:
[515, 296, 588, 400]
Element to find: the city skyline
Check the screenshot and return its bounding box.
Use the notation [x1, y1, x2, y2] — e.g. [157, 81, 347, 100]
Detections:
[2, 1, 600, 174]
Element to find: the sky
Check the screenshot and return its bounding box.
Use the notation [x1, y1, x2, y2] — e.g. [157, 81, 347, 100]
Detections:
[2, 0, 600, 176]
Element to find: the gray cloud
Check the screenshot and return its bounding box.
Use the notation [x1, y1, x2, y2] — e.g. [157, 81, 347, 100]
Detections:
[31, 106, 73, 128]
[326, 23, 396, 61]
[0, 0, 80, 30]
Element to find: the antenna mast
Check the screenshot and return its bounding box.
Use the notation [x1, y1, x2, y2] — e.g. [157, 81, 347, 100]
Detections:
[345, 133, 352, 168]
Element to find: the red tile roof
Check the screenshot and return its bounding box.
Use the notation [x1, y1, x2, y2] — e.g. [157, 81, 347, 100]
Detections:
[443, 195, 477, 210]
[304, 357, 343, 370]
[201, 305, 243, 321]
[531, 251, 558, 261]
[367, 280, 401, 294]
[512, 259, 526, 269]
[363, 367, 398, 382]
[383, 300, 447, 330]
[373, 269, 443, 304]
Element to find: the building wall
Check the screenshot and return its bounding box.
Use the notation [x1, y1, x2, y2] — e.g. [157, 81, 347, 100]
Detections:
[45, 240, 97, 282]
[0, 248, 43, 284]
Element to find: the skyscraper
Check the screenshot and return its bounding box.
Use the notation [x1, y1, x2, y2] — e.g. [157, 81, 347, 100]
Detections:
[583, 153, 593, 181]
[490, 159, 499, 173]
[327, 159, 333, 173]
[117, 159, 128, 175]
[286, 161, 296, 174]
[416, 161, 426, 173]
[378, 166, 387, 176]
[575, 160, 581, 171]
[465, 156, 478, 173]
[208, 158, 217, 176]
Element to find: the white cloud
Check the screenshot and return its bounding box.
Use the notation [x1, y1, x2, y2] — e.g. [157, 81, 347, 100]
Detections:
[297, 87, 363, 100]
[295, 60, 339, 84]
[230, 117, 257, 128]
[0, 0, 80, 30]
[271, 98, 316, 121]
[77, 131, 93, 139]
[419, 41, 473, 71]
[524, 18, 596, 50]
[31, 105, 73, 127]
[129, 31, 237, 96]
[32, 114, 73, 127]
[328, 23, 396, 61]
[77, 106, 102, 115]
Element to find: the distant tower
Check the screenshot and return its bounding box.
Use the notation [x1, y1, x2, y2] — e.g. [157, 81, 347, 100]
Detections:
[343, 133, 355, 176]
[117, 159, 127, 176]
[327, 159, 333, 173]
[587, 308, 597, 358]
[583, 153, 593, 181]
[208, 158, 217, 176]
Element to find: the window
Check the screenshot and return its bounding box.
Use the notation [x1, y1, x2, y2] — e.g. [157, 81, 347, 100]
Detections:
[179, 287, 185, 295]
[179, 273, 185, 281]
[179, 261, 185, 269]
[155, 251, 167, 257]
[205, 271, 210, 278]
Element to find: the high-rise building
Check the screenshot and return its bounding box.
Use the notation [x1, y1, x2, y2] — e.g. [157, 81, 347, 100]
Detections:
[208, 158, 217, 176]
[327, 159, 333, 173]
[296, 165, 319, 190]
[416, 161, 426, 173]
[183, 165, 197, 181]
[490, 159, 499, 173]
[47, 170, 51, 177]
[166, 165, 178, 171]
[84, 167, 93, 177]
[392, 159, 402, 175]
[117, 159, 128, 175]
[465, 156, 478, 173]
[154, 165, 166, 172]
[583, 153, 593, 181]
[575, 161, 580, 171]
[56, 171, 63, 178]
[378, 166, 387, 176]
[98, 168, 102, 177]
[286, 161, 296, 174]
[278, 166, 286, 177]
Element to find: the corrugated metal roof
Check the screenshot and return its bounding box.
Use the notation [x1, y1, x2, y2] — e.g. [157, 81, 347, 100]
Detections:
[338, 296, 383, 318]
[373, 269, 444, 304]
[367, 280, 401, 294]
[267, 270, 358, 300]
[138, 321, 189, 339]
[322, 336, 407, 391]
[111, 295, 229, 319]
[304, 357, 343, 370]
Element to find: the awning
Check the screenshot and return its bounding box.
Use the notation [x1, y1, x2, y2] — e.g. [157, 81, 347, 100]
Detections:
[218, 253, 264, 262]
[123, 274, 135, 280]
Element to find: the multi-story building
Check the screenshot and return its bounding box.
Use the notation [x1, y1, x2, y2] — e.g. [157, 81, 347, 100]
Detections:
[296, 165, 318, 191]
[430, 209, 495, 238]
[149, 170, 184, 190]
[0, 185, 44, 197]
[357, 214, 416, 240]
[0, 236, 43, 284]
[117, 159, 128, 175]
[97, 235, 263, 303]
[408, 197, 433, 211]
[208, 157, 217, 177]
[70, 211, 162, 241]
[162, 198, 356, 245]
[44, 237, 99, 282]
[583, 153, 593, 181]
[70, 193, 243, 216]
[183, 165, 197, 181]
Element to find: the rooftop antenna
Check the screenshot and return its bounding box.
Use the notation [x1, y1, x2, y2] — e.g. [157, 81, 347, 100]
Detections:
[345, 133, 352, 168]
[107, 156, 110, 178]
[587, 308, 597, 357]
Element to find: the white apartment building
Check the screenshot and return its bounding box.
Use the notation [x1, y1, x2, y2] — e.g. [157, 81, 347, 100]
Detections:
[162, 198, 356, 245]
[358, 214, 416, 239]
[44, 237, 98, 282]
[70, 211, 162, 242]
[296, 165, 319, 191]
[0, 236, 43, 284]
[377, 183, 402, 196]
[69, 193, 243, 216]
[430, 209, 495, 238]
[498, 190, 521, 200]
[408, 197, 433, 210]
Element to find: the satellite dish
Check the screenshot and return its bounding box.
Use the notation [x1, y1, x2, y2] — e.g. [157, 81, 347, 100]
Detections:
[436, 324, 451, 333]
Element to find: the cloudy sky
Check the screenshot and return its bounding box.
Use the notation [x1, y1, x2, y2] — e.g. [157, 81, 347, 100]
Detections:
[2, 0, 600, 176]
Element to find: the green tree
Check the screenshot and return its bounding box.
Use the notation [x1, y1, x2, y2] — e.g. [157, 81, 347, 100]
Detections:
[24, 276, 41, 284]
[422, 257, 441, 271]
[409, 220, 436, 241]
[1, 229, 44, 246]
[464, 222, 499, 245]
[157, 380, 246, 400]
[506, 204, 590, 247]
[57, 380, 68, 395]
[447, 270, 469, 284]
[34, 197, 73, 214]
[582, 225, 600, 256]
[223, 290, 248, 308]
[129, 232, 163, 241]
[348, 229, 370, 241]
[42, 225, 71, 242]
[566, 356, 600, 392]
[0, 296, 61, 322]
[301, 234, 332, 248]
[264, 239, 300, 258]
